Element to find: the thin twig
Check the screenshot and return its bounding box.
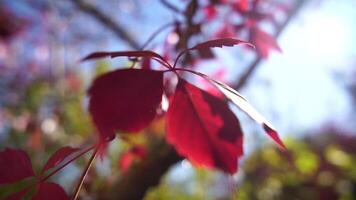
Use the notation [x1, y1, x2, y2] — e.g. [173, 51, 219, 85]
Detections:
[160, 0, 182, 14]
[71, 0, 140, 49]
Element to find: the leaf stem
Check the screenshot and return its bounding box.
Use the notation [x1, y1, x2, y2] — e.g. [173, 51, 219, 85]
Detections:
[39, 145, 96, 183]
[72, 144, 101, 200]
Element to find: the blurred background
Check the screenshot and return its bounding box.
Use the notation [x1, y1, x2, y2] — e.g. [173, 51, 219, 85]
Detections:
[0, 0, 355, 199]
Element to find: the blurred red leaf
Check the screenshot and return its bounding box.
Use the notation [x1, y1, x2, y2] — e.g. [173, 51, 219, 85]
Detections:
[32, 182, 69, 200]
[119, 146, 147, 172]
[166, 79, 243, 173]
[0, 148, 34, 184]
[41, 146, 80, 173]
[250, 27, 281, 58]
[203, 5, 217, 21]
[233, 0, 249, 12]
[88, 69, 164, 141]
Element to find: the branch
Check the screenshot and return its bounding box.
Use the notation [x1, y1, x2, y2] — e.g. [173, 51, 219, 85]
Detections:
[110, 138, 181, 200]
[71, 0, 140, 49]
[233, 0, 307, 90]
[160, 0, 182, 14]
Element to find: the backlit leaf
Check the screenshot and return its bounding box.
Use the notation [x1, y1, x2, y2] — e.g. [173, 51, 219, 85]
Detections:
[88, 69, 164, 141]
[166, 79, 243, 174]
[213, 81, 286, 149]
[0, 148, 34, 184]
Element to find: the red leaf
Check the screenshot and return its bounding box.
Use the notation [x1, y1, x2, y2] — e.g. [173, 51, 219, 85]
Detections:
[88, 69, 164, 141]
[41, 146, 80, 173]
[119, 146, 147, 172]
[0, 148, 34, 184]
[250, 27, 282, 58]
[32, 182, 69, 200]
[81, 50, 168, 66]
[189, 38, 253, 51]
[166, 79, 243, 174]
[212, 80, 286, 149]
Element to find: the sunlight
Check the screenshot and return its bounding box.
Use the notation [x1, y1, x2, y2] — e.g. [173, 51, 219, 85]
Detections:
[304, 12, 350, 59]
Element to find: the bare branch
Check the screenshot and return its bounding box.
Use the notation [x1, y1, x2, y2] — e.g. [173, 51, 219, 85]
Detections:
[71, 0, 140, 49]
[234, 0, 307, 90]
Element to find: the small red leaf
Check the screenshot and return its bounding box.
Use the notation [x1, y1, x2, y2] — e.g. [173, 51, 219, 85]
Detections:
[41, 146, 80, 173]
[82, 50, 167, 63]
[32, 182, 69, 200]
[88, 69, 164, 140]
[166, 79, 243, 174]
[250, 27, 281, 58]
[0, 148, 34, 184]
[189, 38, 253, 51]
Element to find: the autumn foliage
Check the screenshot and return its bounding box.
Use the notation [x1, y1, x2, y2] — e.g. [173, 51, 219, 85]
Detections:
[0, 0, 296, 199]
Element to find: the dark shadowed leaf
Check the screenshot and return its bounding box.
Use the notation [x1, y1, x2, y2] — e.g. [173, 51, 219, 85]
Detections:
[41, 146, 80, 173]
[0, 148, 34, 184]
[88, 69, 164, 141]
[166, 79, 243, 174]
[250, 27, 281, 58]
[189, 38, 253, 51]
[32, 182, 69, 200]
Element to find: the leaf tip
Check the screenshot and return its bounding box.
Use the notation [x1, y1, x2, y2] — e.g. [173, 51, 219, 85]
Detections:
[262, 123, 286, 150]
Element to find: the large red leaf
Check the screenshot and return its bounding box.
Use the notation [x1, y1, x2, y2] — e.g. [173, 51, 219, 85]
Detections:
[88, 69, 164, 140]
[0, 148, 34, 184]
[41, 146, 80, 173]
[166, 79, 243, 174]
[32, 182, 69, 200]
[250, 27, 282, 58]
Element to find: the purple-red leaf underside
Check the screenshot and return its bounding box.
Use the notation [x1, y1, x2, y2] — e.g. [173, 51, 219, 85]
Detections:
[41, 146, 80, 173]
[0, 148, 35, 185]
[166, 79, 243, 174]
[189, 38, 254, 51]
[88, 68, 164, 141]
